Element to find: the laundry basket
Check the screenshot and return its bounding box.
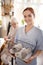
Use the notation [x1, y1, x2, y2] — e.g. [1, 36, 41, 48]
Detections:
[12, 39, 36, 65]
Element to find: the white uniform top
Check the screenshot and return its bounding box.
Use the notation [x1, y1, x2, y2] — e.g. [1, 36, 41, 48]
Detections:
[8, 26, 17, 40]
[14, 26, 43, 65]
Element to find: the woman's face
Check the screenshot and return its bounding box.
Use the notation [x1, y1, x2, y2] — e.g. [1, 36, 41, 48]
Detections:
[23, 10, 34, 25]
[11, 21, 16, 28]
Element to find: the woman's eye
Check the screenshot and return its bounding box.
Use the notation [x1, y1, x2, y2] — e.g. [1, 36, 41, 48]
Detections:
[28, 15, 32, 17]
[24, 16, 26, 18]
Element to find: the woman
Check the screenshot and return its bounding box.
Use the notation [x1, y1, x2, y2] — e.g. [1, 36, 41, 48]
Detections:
[14, 7, 43, 65]
[1, 17, 18, 65]
[4, 17, 18, 43]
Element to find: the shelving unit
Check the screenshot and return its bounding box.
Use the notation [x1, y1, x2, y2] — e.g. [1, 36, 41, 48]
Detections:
[1, 0, 14, 15]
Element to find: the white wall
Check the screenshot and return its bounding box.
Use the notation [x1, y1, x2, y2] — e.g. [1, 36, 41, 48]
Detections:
[14, 0, 43, 30]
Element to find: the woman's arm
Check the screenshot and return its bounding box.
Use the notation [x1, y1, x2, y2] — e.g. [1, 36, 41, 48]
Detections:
[24, 50, 42, 63]
[24, 30, 43, 64]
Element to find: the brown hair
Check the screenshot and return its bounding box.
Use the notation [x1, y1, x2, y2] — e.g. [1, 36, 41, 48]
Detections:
[23, 7, 35, 17]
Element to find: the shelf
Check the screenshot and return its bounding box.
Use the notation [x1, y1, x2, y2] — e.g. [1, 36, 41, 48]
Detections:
[2, 4, 14, 14]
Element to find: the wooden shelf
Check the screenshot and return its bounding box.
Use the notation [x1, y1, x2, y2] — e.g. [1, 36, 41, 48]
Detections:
[2, 4, 14, 15]
[2, 4, 13, 12]
[1, 0, 14, 15]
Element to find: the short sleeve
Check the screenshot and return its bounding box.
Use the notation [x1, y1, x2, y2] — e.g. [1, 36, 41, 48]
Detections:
[37, 31, 43, 50]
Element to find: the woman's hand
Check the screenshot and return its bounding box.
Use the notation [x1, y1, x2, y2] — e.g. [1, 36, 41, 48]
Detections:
[24, 50, 42, 64]
[24, 56, 34, 64]
[9, 38, 14, 43]
[4, 36, 8, 41]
